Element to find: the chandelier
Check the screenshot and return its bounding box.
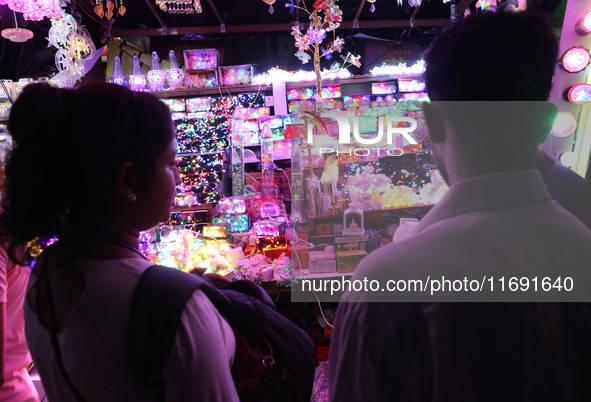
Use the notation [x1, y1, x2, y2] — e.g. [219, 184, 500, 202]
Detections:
[0, 0, 62, 21]
[1, 11, 34, 42]
[155, 0, 202, 14]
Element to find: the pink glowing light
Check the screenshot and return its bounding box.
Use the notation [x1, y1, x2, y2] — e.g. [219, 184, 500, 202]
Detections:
[576, 12, 591, 35]
[253, 219, 286, 237]
[561, 46, 590, 73]
[568, 83, 591, 105]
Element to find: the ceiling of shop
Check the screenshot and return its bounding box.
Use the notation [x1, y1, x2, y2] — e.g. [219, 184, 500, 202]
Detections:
[0, 0, 565, 80]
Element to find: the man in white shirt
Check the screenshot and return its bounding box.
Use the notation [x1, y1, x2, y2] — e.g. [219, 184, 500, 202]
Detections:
[329, 11, 591, 402]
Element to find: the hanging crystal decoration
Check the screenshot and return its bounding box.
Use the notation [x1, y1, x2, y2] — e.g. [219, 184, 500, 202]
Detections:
[263, 0, 276, 14]
[129, 54, 146, 91]
[368, 0, 376, 12]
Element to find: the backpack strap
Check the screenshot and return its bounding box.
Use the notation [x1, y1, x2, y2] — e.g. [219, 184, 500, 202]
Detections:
[129, 265, 205, 400]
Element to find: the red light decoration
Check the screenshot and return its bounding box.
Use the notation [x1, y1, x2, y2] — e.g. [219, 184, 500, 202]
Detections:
[567, 83, 591, 105]
[561, 46, 590, 73]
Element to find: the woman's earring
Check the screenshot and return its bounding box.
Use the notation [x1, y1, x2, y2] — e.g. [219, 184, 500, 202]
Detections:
[127, 190, 137, 202]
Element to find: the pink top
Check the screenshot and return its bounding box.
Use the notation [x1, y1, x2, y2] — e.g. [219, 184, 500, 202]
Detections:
[0, 246, 38, 401]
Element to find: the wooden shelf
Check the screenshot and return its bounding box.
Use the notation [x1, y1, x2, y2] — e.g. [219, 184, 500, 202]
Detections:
[155, 84, 272, 98]
[307, 205, 431, 223]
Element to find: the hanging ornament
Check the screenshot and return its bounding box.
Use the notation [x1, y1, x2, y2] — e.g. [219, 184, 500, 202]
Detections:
[263, 0, 276, 14]
[94, 0, 104, 17]
[367, 0, 376, 12]
[48, 13, 96, 85]
[105, 0, 115, 19]
[408, 0, 421, 7]
[118, 0, 126, 15]
[194, 0, 202, 12]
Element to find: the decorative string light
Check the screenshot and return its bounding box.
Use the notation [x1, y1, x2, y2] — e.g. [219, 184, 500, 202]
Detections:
[370, 60, 426, 76]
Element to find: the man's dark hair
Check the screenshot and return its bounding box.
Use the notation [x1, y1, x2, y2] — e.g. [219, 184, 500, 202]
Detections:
[425, 11, 559, 101]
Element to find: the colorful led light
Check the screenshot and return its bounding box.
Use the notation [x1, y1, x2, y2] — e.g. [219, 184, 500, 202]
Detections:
[287, 87, 314, 100]
[575, 12, 591, 35]
[398, 79, 426, 92]
[203, 225, 227, 238]
[183, 48, 218, 70]
[213, 214, 250, 232]
[321, 85, 342, 99]
[215, 197, 248, 214]
[219, 65, 253, 86]
[551, 112, 577, 138]
[147, 51, 166, 91]
[567, 83, 591, 105]
[255, 235, 288, 252]
[370, 60, 426, 76]
[371, 82, 396, 95]
[253, 219, 286, 237]
[561, 46, 591, 73]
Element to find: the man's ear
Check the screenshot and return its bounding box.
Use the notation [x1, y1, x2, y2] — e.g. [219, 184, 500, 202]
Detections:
[115, 161, 138, 199]
[422, 102, 446, 144]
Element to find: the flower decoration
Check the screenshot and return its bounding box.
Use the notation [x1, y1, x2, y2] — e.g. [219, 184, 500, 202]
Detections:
[295, 51, 312, 63]
[332, 37, 344, 52]
[348, 52, 362, 68]
[324, 4, 342, 31]
[313, 0, 330, 10]
[291, 0, 362, 95]
[295, 35, 311, 51]
[285, 0, 295, 13]
[321, 46, 333, 60]
[307, 27, 326, 44]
